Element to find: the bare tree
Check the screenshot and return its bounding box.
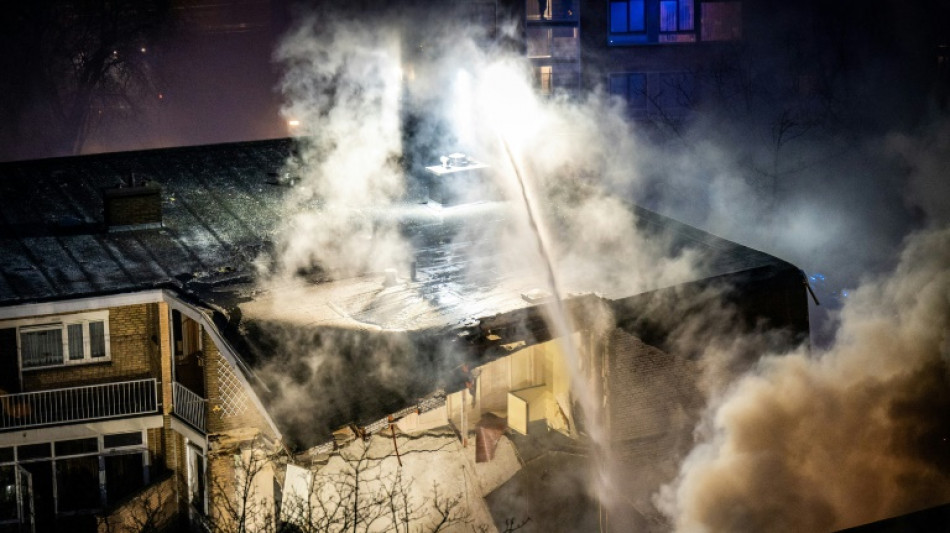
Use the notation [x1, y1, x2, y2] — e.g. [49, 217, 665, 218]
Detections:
[0, 0, 174, 159]
[206, 440, 281, 533]
[278, 435, 473, 533]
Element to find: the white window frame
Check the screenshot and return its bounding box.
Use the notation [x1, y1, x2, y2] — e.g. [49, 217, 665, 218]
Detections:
[0, 430, 148, 515]
[186, 441, 208, 516]
[1, 311, 111, 371]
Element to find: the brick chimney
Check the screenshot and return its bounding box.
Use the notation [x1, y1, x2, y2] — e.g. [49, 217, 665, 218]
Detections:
[103, 180, 163, 230]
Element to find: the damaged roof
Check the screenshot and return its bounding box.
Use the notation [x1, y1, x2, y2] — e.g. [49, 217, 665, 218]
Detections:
[0, 137, 795, 318]
[0, 138, 807, 446]
[0, 139, 291, 306]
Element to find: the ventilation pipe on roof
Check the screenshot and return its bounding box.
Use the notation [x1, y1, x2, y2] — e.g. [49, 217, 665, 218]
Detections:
[103, 179, 163, 231]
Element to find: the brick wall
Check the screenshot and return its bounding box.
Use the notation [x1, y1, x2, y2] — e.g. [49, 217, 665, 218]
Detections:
[23, 303, 161, 390]
[606, 328, 703, 455]
[103, 185, 162, 227]
[203, 333, 276, 440]
[208, 452, 238, 529]
[97, 472, 178, 533]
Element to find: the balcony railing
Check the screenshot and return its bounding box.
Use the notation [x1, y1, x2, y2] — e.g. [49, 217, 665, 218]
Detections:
[172, 382, 207, 432]
[0, 378, 158, 431]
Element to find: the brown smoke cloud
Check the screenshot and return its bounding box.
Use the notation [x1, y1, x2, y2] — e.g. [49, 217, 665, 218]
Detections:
[657, 226, 950, 532]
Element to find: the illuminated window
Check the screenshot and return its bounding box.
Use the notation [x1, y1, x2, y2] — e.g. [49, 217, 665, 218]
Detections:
[659, 0, 695, 42]
[172, 309, 202, 359]
[527, 0, 578, 21]
[608, 0, 740, 45]
[610, 0, 645, 33]
[187, 443, 207, 515]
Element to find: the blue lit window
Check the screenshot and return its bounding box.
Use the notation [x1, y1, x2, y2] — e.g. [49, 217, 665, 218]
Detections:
[610, 1, 645, 33]
[659, 0, 694, 31]
[609, 73, 648, 111]
[609, 0, 731, 45]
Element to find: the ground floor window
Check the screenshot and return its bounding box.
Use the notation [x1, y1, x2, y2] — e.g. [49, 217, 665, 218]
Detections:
[55, 456, 100, 512]
[187, 443, 207, 516]
[0, 430, 149, 522]
[105, 453, 145, 506]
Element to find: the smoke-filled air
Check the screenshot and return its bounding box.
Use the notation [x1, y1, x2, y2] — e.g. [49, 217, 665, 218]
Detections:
[245, 3, 950, 532]
[658, 226, 950, 532]
[253, 8, 703, 446]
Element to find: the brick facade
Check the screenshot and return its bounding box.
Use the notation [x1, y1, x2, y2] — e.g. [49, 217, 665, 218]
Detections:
[1, 297, 279, 532]
[96, 472, 178, 533]
[203, 335, 276, 440]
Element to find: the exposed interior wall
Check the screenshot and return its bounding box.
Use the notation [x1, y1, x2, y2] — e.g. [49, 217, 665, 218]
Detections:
[447, 333, 577, 440]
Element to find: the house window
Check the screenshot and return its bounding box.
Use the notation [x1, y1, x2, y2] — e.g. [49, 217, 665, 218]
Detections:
[609, 73, 648, 112]
[609, 0, 740, 45]
[0, 431, 148, 517]
[609, 71, 696, 118]
[610, 0, 645, 33]
[8, 312, 110, 370]
[187, 443, 207, 515]
[659, 0, 695, 42]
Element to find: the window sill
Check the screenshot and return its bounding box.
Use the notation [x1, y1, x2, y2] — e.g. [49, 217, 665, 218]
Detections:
[22, 358, 112, 372]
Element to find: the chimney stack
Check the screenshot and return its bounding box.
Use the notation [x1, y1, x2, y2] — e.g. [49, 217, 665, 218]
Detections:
[103, 180, 163, 231]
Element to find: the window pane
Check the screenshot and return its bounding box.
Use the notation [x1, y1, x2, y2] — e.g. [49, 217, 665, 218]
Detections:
[54, 438, 98, 457]
[105, 453, 145, 506]
[629, 74, 648, 109]
[609, 75, 628, 97]
[660, 1, 677, 31]
[610, 2, 628, 33]
[0, 448, 12, 463]
[0, 466, 16, 521]
[67, 324, 84, 361]
[89, 321, 106, 358]
[679, 0, 694, 30]
[21, 329, 63, 367]
[17, 443, 51, 461]
[103, 432, 143, 449]
[188, 447, 206, 513]
[56, 456, 100, 512]
[629, 0, 645, 31]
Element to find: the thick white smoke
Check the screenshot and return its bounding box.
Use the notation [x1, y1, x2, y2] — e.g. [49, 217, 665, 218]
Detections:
[657, 226, 950, 532]
[257, 8, 950, 531]
[270, 17, 408, 280]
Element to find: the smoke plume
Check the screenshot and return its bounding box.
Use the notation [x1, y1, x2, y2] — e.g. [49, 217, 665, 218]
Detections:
[270, 16, 408, 280]
[657, 226, 950, 532]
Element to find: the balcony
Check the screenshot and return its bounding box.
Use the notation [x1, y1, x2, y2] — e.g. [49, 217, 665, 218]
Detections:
[172, 382, 207, 432]
[526, 0, 578, 22]
[0, 379, 158, 431]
